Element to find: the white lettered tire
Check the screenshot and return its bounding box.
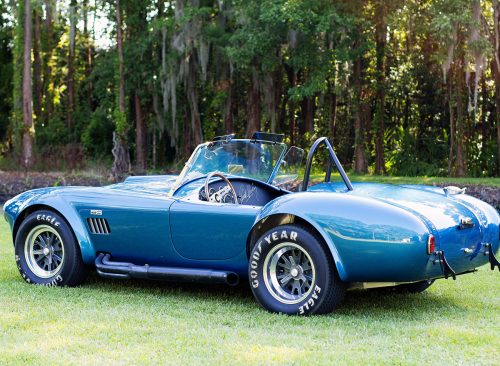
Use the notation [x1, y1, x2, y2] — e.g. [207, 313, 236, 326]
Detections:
[14, 210, 89, 287]
[249, 225, 345, 315]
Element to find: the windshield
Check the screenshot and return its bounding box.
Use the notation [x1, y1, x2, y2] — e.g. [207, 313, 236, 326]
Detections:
[169, 139, 286, 194]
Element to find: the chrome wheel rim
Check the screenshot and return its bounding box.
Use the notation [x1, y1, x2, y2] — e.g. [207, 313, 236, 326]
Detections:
[24, 225, 64, 278]
[263, 243, 316, 304]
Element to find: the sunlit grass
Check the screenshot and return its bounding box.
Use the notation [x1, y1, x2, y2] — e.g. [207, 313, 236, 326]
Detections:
[312, 172, 500, 187]
[0, 212, 499, 365]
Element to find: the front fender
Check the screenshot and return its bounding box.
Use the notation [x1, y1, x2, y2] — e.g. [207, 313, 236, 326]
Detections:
[254, 192, 432, 282]
[4, 188, 96, 265]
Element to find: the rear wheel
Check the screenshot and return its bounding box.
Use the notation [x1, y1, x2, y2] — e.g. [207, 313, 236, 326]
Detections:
[15, 210, 89, 287]
[249, 225, 345, 315]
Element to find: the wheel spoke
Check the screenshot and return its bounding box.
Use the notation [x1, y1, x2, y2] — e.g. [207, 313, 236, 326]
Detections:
[291, 281, 302, 295]
[48, 254, 53, 270]
[277, 261, 291, 270]
[279, 273, 293, 285]
[33, 249, 44, 255]
[280, 256, 292, 269]
[35, 255, 45, 263]
[288, 255, 296, 266]
[53, 254, 63, 264]
[37, 235, 47, 248]
[301, 262, 311, 271]
[296, 250, 303, 265]
[303, 273, 313, 282]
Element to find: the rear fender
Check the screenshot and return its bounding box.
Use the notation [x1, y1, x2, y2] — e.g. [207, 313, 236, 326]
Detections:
[252, 192, 432, 282]
[249, 210, 348, 281]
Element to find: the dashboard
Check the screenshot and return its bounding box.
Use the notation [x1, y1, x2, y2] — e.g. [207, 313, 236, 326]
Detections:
[199, 178, 286, 206]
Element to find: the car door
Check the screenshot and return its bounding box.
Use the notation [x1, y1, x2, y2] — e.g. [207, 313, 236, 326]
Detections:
[169, 198, 260, 260]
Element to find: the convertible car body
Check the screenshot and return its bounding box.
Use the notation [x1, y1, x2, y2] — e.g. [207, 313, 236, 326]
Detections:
[3, 133, 499, 315]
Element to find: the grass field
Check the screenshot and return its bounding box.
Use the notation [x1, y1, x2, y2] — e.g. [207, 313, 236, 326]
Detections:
[0, 213, 499, 365]
[319, 173, 500, 187]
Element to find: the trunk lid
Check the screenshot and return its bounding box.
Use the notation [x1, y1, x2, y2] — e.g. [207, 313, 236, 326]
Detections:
[350, 183, 485, 272]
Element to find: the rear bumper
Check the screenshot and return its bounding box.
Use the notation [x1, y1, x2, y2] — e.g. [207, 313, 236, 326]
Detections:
[425, 241, 499, 280]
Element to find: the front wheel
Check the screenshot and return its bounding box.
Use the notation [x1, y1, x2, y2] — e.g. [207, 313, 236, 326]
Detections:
[14, 210, 89, 287]
[249, 225, 345, 315]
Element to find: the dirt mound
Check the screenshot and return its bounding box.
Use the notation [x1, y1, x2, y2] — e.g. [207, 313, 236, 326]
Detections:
[1, 172, 499, 210]
[434, 183, 500, 210]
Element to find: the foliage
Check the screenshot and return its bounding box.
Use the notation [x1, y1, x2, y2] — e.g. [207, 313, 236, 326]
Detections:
[0, 0, 500, 177]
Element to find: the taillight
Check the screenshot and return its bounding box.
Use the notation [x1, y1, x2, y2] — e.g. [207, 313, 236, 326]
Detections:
[427, 235, 435, 255]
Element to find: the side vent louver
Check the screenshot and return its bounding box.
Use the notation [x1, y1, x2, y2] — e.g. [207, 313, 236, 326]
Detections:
[87, 218, 111, 235]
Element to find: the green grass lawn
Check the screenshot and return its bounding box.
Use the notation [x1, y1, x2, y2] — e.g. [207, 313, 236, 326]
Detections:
[0, 214, 499, 365]
[315, 173, 500, 187]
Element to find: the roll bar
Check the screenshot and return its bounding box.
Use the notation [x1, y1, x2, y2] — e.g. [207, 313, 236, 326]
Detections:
[301, 137, 354, 192]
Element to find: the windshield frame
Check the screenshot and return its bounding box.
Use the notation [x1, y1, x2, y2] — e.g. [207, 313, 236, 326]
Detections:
[168, 139, 288, 196]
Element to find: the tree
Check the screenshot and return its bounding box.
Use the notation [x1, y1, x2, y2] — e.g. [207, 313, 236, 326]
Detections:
[67, 0, 77, 134]
[22, 0, 34, 169]
[111, 0, 131, 179]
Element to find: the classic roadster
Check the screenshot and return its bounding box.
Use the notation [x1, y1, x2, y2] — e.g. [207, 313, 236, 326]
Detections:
[3, 133, 499, 315]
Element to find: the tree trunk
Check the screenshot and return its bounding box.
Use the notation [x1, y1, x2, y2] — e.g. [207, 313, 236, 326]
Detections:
[112, 0, 131, 179]
[330, 91, 337, 142]
[32, 7, 42, 121]
[223, 84, 233, 134]
[493, 58, 500, 173]
[42, 0, 54, 123]
[22, 0, 34, 169]
[480, 74, 488, 165]
[134, 93, 147, 173]
[447, 68, 455, 176]
[493, 3, 500, 173]
[300, 96, 314, 136]
[222, 63, 233, 134]
[83, 0, 93, 110]
[446, 68, 455, 176]
[245, 65, 261, 138]
[374, 0, 387, 174]
[67, 0, 77, 134]
[186, 56, 203, 150]
[353, 51, 368, 173]
[285, 64, 296, 145]
[455, 56, 466, 177]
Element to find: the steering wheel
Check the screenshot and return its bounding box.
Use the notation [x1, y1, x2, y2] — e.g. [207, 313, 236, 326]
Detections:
[204, 172, 239, 204]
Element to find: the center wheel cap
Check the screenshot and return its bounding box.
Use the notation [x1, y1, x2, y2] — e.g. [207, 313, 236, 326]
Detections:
[43, 248, 50, 256]
[290, 268, 299, 277]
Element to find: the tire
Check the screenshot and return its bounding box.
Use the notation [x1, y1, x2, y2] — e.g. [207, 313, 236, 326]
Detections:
[14, 210, 89, 287]
[248, 225, 345, 315]
[394, 280, 434, 294]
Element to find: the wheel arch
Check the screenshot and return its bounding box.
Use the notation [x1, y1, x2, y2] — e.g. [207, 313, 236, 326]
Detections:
[13, 203, 96, 265]
[247, 213, 348, 281]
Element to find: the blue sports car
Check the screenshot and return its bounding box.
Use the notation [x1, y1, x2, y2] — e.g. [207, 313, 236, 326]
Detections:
[3, 133, 499, 315]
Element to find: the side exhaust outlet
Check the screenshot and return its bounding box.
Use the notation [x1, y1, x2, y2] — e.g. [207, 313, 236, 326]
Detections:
[95, 253, 240, 286]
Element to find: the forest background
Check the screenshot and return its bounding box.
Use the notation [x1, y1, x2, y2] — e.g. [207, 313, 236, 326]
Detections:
[1, 0, 500, 180]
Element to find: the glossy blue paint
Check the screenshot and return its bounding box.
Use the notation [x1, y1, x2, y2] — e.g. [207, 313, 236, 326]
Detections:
[170, 199, 259, 260]
[3, 140, 499, 285]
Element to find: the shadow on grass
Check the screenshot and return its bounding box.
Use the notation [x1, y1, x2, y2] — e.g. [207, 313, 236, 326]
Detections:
[82, 271, 466, 320]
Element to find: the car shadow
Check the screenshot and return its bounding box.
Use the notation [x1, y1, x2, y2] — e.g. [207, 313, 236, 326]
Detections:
[85, 272, 467, 320]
